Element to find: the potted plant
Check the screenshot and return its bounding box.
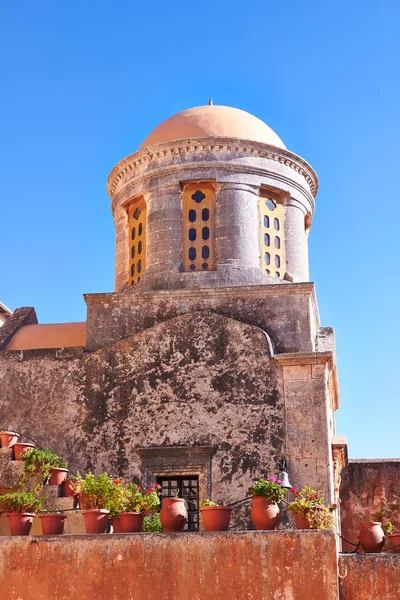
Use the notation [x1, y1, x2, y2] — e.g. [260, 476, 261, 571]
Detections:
[21, 447, 69, 487]
[62, 474, 80, 498]
[200, 499, 232, 531]
[387, 527, 400, 554]
[289, 486, 336, 530]
[160, 490, 188, 532]
[108, 479, 129, 533]
[119, 483, 161, 533]
[0, 492, 43, 536]
[359, 521, 385, 553]
[76, 472, 115, 533]
[39, 511, 67, 535]
[250, 477, 287, 530]
[0, 429, 20, 448]
[13, 442, 35, 460]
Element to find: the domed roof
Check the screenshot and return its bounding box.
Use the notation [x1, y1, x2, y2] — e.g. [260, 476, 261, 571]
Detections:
[140, 105, 286, 149]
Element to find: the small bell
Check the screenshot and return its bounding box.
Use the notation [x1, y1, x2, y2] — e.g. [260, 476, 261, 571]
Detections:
[279, 457, 293, 489]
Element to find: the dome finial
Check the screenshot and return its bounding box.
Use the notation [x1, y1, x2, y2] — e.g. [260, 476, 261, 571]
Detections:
[208, 98, 213, 106]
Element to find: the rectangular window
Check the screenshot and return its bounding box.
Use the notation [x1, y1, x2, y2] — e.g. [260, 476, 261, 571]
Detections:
[182, 182, 216, 272]
[259, 191, 285, 279]
[156, 475, 199, 531]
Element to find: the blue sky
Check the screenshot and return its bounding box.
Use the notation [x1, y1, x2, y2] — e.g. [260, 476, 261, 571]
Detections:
[1, 1, 399, 459]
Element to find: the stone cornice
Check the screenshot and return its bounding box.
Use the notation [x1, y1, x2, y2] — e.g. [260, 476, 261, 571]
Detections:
[84, 281, 317, 304]
[107, 137, 319, 201]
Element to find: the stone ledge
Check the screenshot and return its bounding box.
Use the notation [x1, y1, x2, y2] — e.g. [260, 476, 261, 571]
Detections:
[0, 530, 338, 600]
[339, 554, 400, 600]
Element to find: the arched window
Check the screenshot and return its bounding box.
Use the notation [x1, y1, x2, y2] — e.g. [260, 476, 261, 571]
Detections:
[259, 191, 285, 278]
[182, 182, 215, 272]
[127, 196, 146, 285]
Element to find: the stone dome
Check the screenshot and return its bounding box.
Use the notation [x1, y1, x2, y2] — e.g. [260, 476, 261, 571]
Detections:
[140, 105, 286, 149]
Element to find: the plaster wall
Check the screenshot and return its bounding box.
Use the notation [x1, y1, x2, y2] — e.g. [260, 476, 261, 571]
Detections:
[340, 460, 400, 552]
[0, 531, 339, 600]
[339, 554, 400, 600]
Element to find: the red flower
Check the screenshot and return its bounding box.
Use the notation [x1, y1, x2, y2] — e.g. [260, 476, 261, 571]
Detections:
[289, 488, 297, 494]
[114, 479, 122, 485]
[147, 487, 155, 492]
[155, 484, 161, 488]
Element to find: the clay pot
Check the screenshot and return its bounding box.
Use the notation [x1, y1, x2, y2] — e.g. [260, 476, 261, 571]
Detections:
[40, 513, 66, 535]
[388, 533, 400, 553]
[7, 512, 35, 536]
[200, 506, 232, 531]
[49, 467, 69, 486]
[295, 515, 311, 529]
[160, 498, 188, 532]
[112, 517, 123, 533]
[13, 443, 35, 460]
[0, 431, 20, 448]
[359, 522, 385, 553]
[250, 497, 280, 530]
[119, 512, 144, 533]
[63, 479, 78, 497]
[82, 509, 110, 534]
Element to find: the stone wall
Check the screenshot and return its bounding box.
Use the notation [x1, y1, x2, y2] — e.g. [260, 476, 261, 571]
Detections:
[340, 460, 400, 552]
[339, 554, 400, 599]
[0, 531, 339, 600]
[0, 313, 285, 528]
[84, 283, 318, 352]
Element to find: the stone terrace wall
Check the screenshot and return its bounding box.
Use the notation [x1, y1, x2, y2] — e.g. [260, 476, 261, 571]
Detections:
[0, 531, 339, 600]
[339, 554, 400, 600]
[340, 460, 400, 552]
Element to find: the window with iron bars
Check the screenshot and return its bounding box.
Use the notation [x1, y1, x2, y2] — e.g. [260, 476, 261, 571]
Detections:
[156, 475, 199, 531]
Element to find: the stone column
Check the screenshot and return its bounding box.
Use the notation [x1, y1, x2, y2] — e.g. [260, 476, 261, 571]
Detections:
[114, 207, 129, 292]
[215, 182, 260, 269]
[143, 184, 182, 288]
[284, 199, 309, 282]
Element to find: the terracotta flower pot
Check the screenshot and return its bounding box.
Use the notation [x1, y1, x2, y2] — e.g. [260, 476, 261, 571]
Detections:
[49, 467, 69, 486]
[0, 431, 20, 448]
[295, 515, 311, 529]
[39, 513, 66, 535]
[82, 509, 110, 534]
[63, 479, 79, 497]
[13, 443, 35, 460]
[112, 517, 123, 533]
[359, 522, 385, 553]
[250, 497, 280, 530]
[388, 533, 400, 553]
[7, 512, 35, 536]
[200, 506, 232, 531]
[119, 512, 144, 533]
[160, 498, 187, 532]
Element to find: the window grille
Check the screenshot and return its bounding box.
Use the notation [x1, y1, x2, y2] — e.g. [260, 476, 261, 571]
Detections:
[259, 193, 285, 278]
[182, 183, 215, 272]
[156, 475, 199, 531]
[128, 197, 146, 285]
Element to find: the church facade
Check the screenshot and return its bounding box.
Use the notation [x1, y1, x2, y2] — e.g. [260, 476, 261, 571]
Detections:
[0, 105, 393, 540]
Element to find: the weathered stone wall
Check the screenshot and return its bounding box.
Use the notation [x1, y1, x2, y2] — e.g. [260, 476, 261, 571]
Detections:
[340, 460, 400, 552]
[0, 313, 286, 528]
[84, 283, 318, 353]
[0, 531, 339, 600]
[339, 554, 400, 599]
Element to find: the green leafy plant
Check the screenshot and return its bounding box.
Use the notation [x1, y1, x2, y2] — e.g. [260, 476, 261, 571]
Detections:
[200, 499, 219, 507]
[15, 447, 67, 493]
[250, 477, 287, 503]
[108, 479, 130, 519]
[123, 483, 161, 514]
[143, 513, 163, 532]
[0, 492, 43, 514]
[289, 486, 336, 530]
[76, 472, 116, 510]
[382, 521, 394, 536]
